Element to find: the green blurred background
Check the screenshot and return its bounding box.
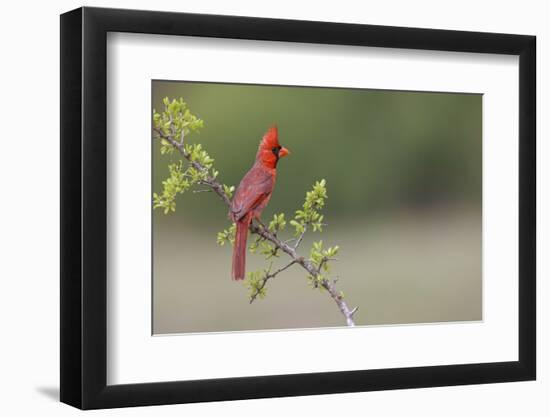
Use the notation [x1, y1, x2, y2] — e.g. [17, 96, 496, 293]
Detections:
[152, 80, 482, 334]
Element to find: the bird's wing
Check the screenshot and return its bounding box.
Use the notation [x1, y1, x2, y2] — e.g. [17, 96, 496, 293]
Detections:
[230, 167, 274, 221]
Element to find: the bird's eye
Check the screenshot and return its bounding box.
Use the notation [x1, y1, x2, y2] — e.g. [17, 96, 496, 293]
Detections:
[271, 146, 281, 155]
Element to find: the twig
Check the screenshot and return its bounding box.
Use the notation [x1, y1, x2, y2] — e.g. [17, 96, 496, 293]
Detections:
[294, 223, 308, 249]
[179, 125, 185, 145]
[153, 128, 358, 326]
[249, 260, 298, 304]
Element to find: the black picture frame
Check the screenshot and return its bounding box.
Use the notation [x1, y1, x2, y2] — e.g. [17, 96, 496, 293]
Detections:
[60, 6, 536, 410]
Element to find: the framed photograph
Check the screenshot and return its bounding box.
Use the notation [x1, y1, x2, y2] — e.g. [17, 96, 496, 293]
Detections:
[60, 6, 536, 409]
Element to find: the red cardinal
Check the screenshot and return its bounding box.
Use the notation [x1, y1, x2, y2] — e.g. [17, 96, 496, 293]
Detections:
[230, 126, 290, 280]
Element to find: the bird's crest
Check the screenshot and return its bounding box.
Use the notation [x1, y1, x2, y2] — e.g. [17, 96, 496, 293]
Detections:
[258, 125, 279, 151]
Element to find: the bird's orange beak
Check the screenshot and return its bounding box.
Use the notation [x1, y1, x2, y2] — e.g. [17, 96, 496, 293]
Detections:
[279, 147, 290, 158]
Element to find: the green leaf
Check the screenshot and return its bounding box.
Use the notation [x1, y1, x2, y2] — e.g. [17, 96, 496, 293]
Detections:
[268, 213, 286, 233]
[217, 223, 236, 246]
[223, 184, 235, 199]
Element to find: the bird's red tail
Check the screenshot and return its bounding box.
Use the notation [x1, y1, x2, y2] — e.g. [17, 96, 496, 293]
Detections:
[232, 214, 251, 280]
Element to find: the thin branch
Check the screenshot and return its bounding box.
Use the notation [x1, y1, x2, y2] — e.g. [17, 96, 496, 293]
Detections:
[249, 260, 298, 304]
[294, 223, 308, 249]
[321, 279, 357, 327]
[153, 128, 358, 326]
[179, 125, 185, 145]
